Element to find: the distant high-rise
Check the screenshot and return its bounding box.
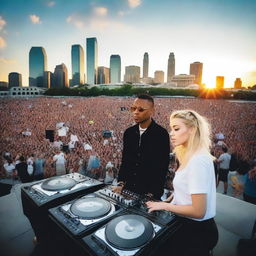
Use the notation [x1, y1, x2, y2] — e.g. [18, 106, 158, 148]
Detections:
[110, 55, 121, 83]
[86, 37, 98, 84]
[98, 67, 110, 84]
[44, 71, 54, 88]
[167, 52, 175, 83]
[190, 62, 203, 86]
[71, 44, 85, 87]
[8, 72, 22, 87]
[29, 47, 47, 87]
[53, 63, 69, 88]
[154, 70, 164, 84]
[216, 76, 224, 89]
[124, 66, 140, 83]
[234, 78, 242, 89]
[143, 52, 149, 78]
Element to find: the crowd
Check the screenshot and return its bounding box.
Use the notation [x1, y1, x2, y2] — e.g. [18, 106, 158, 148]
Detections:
[0, 96, 255, 198]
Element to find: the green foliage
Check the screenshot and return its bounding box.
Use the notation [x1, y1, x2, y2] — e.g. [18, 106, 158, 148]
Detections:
[43, 85, 256, 100]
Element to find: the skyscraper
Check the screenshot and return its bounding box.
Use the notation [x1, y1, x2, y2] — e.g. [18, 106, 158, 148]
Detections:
[216, 76, 224, 89]
[190, 62, 203, 86]
[234, 78, 242, 89]
[167, 52, 175, 83]
[71, 44, 85, 87]
[29, 47, 47, 87]
[143, 52, 149, 78]
[8, 72, 22, 87]
[98, 67, 110, 84]
[86, 37, 98, 84]
[53, 63, 69, 88]
[110, 55, 121, 83]
[124, 66, 140, 83]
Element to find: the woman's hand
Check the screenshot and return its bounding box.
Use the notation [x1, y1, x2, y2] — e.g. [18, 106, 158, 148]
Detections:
[146, 201, 166, 213]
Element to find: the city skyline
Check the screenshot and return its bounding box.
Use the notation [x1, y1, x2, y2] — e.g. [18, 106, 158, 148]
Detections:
[0, 0, 256, 88]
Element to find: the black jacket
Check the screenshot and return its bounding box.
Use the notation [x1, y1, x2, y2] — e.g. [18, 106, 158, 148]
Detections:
[16, 162, 31, 183]
[118, 119, 170, 199]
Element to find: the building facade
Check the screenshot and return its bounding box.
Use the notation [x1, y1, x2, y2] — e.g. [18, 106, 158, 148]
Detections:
[124, 66, 140, 83]
[53, 64, 69, 88]
[234, 78, 242, 89]
[110, 55, 121, 83]
[216, 76, 224, 89]
[171, 74, 195, 87]
[190, 62, 203, 86]
[71, 44, 85, 86]
[167, 52, 175, 83]
[143, 52, 149, 79]
[8, 72, 22, 87]
[86, 37, 98, 84]
[154, 70, 164, 84]
[29, 47, 47, 87]
[98, 66, 110, 84]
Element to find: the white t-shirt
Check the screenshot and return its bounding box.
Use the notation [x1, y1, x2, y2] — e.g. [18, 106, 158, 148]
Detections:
[218, 152, 231, 170]
[171, 153, 216, 221]
[53, 153, 66, 165]
[4, 163, 15, 174]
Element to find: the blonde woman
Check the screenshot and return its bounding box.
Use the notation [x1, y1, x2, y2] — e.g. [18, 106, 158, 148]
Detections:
[146, 110, 218, 256]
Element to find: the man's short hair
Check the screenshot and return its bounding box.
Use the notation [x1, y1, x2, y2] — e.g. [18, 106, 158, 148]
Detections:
[222, 146, 228, 153]
[136, 94, 154, 105]
[19, 156, 25, 162]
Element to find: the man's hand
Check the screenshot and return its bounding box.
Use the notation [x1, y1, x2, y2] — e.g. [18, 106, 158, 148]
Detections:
[111, 185, 123, 194]
[249, 167, 256, 179]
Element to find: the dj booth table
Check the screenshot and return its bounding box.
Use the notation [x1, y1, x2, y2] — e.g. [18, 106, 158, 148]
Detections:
[21, 174, 180, 256]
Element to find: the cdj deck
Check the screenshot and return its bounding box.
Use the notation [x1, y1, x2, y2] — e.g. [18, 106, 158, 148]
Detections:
[47, 186, 180, 256]
[21, 173, 105, 244]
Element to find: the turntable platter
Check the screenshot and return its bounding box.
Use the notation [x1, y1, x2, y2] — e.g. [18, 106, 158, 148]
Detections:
[70, 197, 111, 219]
[105, 214, 154, 250]
[41, 177, 76, 191]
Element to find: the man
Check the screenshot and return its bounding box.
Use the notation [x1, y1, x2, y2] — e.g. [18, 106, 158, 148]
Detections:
[113, 94, 170, 199]
[16, 156, 31, 183]
[217, 146, 231, 194]
[53, 149, 66, 176]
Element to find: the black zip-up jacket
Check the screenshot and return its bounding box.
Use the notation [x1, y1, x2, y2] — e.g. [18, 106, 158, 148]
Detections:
[118, 119, 170, 199]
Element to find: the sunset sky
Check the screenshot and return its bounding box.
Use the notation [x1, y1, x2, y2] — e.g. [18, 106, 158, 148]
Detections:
[0, 0, 256, 88]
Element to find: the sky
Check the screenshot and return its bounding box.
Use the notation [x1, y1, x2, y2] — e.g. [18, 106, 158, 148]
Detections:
[0, 0, 256, 88]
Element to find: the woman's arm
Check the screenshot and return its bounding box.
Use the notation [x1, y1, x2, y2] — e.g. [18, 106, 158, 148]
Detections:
[146, 193, 206, 219]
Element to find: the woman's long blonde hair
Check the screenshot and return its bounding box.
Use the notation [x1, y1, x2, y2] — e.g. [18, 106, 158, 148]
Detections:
[170, 110, 212, 167]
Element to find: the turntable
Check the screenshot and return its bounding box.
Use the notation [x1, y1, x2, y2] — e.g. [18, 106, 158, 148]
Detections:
[82, 213, 174, 256]
[21, 173, 104, 244]
[48, 190, 125, 237]
[21, 173, 104, 207]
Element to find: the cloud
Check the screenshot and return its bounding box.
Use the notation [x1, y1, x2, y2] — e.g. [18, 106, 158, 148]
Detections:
[29, 14, 41, 24]
[93, 7, 108, 16]
[128, 0, 141, 8]
[0, 36, 6, 48]
[66, 15, 85, 29]
[0, 57, 16, 64]
[66, 12, 127, 32]
[47, 1, 55, 7]
[118, 11, 125, 17]
[0, 16, 7, 31]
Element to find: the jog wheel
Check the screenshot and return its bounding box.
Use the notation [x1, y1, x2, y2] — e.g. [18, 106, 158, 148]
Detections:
[105, 214, 154, 250]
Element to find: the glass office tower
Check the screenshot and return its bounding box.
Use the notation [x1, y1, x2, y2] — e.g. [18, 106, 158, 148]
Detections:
[110, 55, 121, 83]
[71, 44, 85, 86]
[29, 47, 47, 87]
[86, 37, 98, 84]
[8, 72, 22, 87]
